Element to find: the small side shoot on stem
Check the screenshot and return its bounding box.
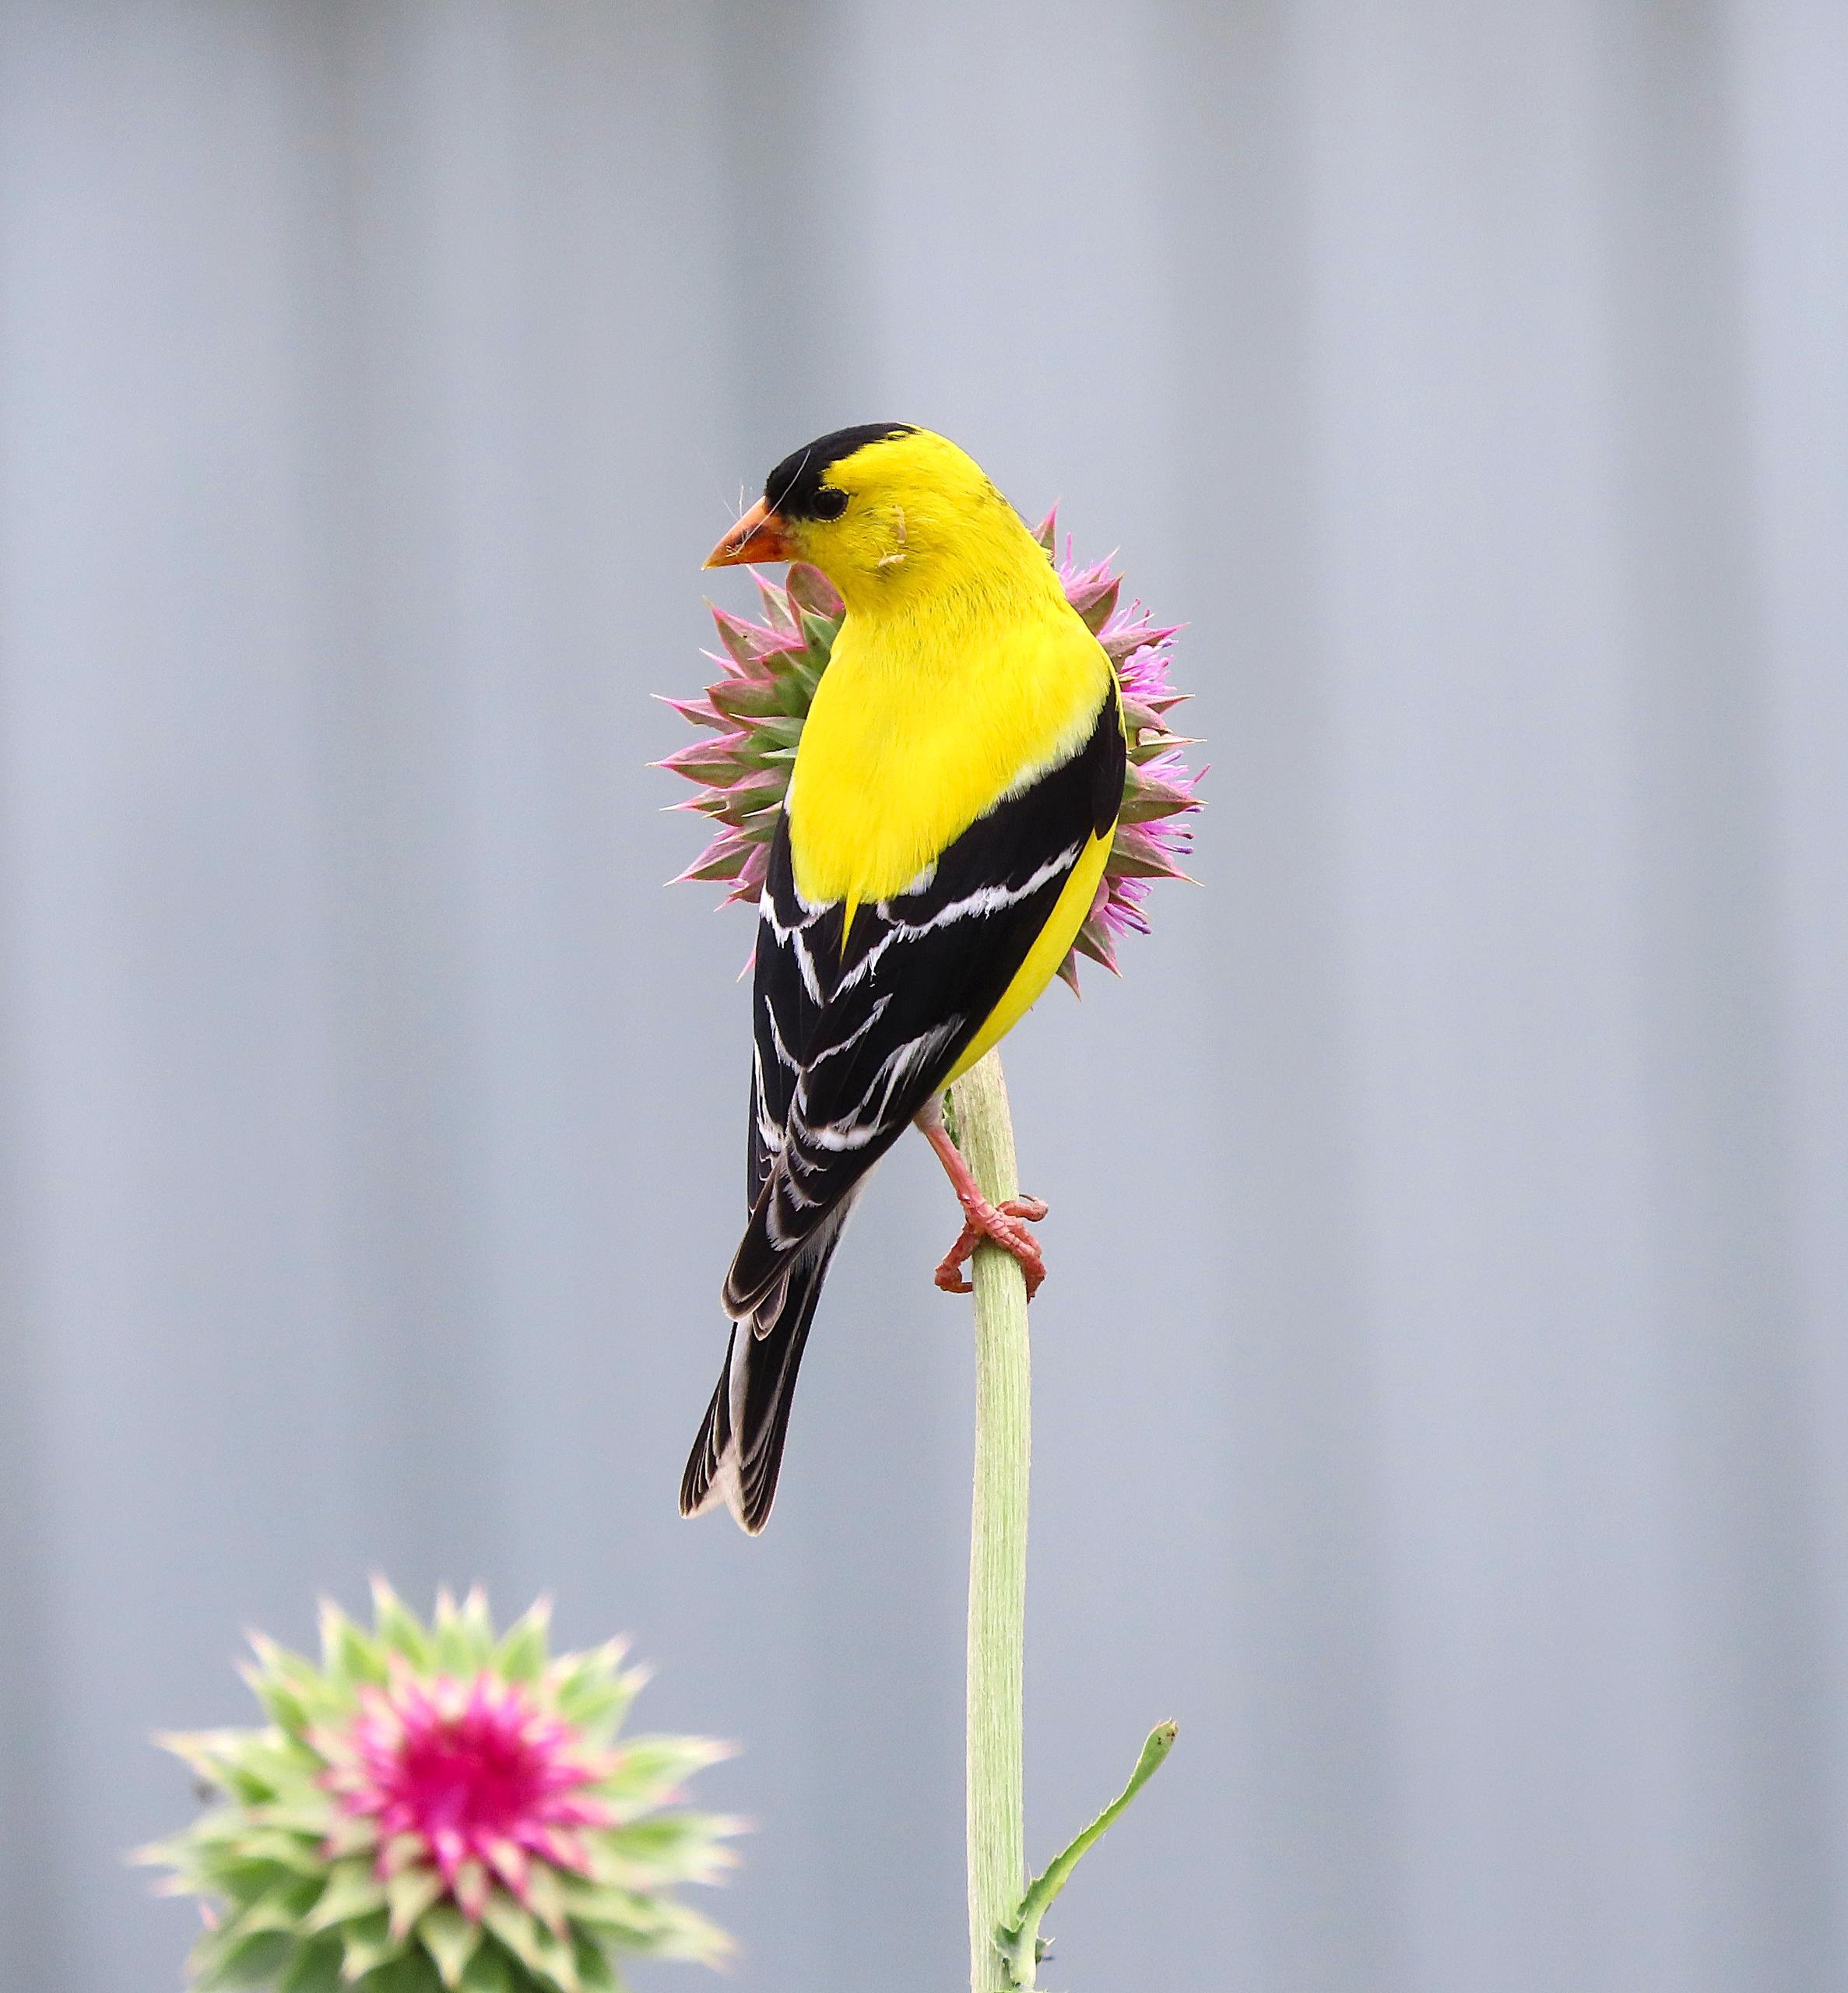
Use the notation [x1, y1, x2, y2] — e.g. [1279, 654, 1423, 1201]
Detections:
[994, 1721, 1179, 1989]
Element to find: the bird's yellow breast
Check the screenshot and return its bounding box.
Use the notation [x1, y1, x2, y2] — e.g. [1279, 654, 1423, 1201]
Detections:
[786, 597, 1110, 911]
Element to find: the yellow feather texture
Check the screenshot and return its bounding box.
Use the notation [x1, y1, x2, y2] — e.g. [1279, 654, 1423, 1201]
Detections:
[782, 431, 1115, 910]
[771, 427, 1120, 1073]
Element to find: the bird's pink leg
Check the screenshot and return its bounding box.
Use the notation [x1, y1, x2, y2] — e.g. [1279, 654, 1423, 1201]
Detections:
[919, 1115, 1049, 1300]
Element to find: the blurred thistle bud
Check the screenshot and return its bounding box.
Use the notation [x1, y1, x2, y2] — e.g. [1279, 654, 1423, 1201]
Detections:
[658, 510, 1202, 986]
[138, 1581, 740, 1993]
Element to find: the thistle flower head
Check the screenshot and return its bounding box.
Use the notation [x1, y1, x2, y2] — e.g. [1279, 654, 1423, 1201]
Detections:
[139, 1582, 739, 1993]
[320, 1669, 614, 1913]
[659, 509, 1202, 985]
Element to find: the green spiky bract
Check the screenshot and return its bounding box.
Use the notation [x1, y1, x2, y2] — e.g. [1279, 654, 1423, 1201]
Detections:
[138, 1582, 740, 1993]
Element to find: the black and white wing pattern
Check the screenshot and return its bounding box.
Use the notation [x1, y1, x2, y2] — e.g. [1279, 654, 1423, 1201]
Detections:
[730, 688, 1125, 1312]
[680, 687, 1123, 1531]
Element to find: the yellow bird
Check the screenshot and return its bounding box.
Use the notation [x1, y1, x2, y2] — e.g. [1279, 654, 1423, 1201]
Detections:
[681, 425, 1125, 1532]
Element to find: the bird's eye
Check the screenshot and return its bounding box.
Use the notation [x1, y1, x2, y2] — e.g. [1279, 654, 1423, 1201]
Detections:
[812, 486, 848, 521]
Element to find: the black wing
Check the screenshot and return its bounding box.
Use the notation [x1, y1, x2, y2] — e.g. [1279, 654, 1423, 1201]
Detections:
[727, 687, 1123, 1315]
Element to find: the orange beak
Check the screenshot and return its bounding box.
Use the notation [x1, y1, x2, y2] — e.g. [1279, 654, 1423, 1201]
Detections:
[704, 497, 797, 569]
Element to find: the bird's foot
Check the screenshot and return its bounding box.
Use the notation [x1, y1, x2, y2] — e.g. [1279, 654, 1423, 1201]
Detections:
[934, 1193, 1050, 1300]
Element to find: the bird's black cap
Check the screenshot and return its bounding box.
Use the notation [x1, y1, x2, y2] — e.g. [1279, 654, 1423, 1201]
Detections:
[764, 424, 915, 521]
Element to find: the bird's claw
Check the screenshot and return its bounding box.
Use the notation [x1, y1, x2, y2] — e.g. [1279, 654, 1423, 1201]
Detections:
[934, 1194, 1049, 1301]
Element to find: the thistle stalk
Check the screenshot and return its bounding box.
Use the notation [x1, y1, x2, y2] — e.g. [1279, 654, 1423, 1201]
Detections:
[947, 1050, 1031, 1993]
[663, 514, 1199, 1988]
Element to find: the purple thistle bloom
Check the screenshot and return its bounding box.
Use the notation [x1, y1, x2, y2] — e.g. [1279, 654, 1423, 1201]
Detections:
[660, 508, 1203, 987]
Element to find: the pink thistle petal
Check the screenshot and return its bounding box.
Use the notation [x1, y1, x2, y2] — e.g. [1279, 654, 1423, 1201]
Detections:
[430, 1827, 467, 1886]
[1114, 631, 1181, 684]
[1060, 557, 1120, 620]
[1108, 822, 1193, 882]
[392, 1676, 437, 1731]
[314, 1666, 619, 1921]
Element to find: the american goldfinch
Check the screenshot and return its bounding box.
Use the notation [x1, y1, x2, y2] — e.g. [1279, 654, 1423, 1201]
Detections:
[681, 425, 1126, 1532]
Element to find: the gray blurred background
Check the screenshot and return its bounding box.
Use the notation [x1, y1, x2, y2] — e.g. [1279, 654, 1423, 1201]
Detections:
[2, 2, 1844, 1988]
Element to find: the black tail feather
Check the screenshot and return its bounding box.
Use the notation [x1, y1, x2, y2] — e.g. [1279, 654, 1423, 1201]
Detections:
[680, 1221, 844, 1533]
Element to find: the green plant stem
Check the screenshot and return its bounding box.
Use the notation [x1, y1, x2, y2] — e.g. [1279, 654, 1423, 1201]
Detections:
[946, 1050, 1031, 1993]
